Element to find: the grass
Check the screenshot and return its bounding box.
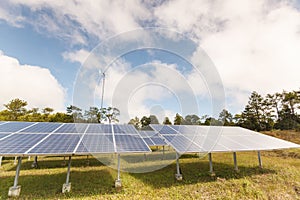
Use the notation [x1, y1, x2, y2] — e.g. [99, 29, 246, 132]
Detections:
[0, 131, 300, 199]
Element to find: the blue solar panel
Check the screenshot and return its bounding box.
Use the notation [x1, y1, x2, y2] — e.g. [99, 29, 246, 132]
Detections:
[86, 124, 111, 133]
[113, 125, 138, 134]
[20, 122, 62, 133]
[0, 133, 10, 139]
[143, 137, 155, 146]
[55, 123, 88, 133]
[163, 135, 202, 153]
[0, 134, 47, 154]
[28, 134, 81, 155]
[76, 134, 115, 153]
[151, 137, 167, 146]
[0, 122, 35, 132]
[150, 125, 177, 135]
[115, 135, 150, 152]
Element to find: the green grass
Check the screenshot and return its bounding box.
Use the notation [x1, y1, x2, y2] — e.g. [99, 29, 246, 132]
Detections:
[0, 132, 300, 199]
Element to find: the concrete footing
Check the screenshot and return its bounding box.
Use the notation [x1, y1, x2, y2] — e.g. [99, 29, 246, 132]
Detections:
[8, 186, 21, 197]
[62, 183, 71, 193]
[175, 174, 183, 181]
[115, 179, 122, 188]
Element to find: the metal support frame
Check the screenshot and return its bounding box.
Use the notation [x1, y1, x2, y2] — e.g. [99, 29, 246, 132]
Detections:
[62, 156, 72, 193]
[258, 151, 262, 168]
[175, 152, 182, 180]
[115, 154, 122, 188]
[0, 156, 2, 167]
[208, 153, 213, 173]
[233, 152, 238, 171]
[31, 156, 38, 168]
[14, 156, 17, 165]
[162, 146, 165, 160]
[8, 157, 22, 197]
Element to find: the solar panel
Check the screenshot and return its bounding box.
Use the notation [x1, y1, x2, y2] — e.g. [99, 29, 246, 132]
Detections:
[54, 123, 88, 133]
[28, 134, 81, 155]
[139, 131, 168, 146]
[20, 122, 62, 133]
[0, 133, 11, 139]
[151, 125, 300, 153]
[113, 124, 139, 134]
[0, 122, 35, 132]
[0, 134, 47, 155]
[143, 137, 155, 146]
[76, 134, 115, 154]
[115, 135, 150, 152]
[86, 124, 111, 134]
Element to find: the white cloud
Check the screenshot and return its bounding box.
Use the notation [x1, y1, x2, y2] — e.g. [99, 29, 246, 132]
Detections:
[62, 49, 90, 65]
[154, 0, 300, 112]
[0, 51, 65, 111]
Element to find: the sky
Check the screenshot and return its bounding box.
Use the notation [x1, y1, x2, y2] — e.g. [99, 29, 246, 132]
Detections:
[0, 0, 300, 123]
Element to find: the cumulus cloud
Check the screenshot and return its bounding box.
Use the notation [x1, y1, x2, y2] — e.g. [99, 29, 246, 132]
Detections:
[0, 51, 65, 111]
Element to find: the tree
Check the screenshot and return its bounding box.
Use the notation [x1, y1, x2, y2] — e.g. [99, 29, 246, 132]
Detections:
[4, 98, 27, 120]
[163, 117, 172, 125]
[174, 113, 184, 125]
[85, 107, 101, 123]
[149, 115, 159, 124]
[101, 107, 120, 124]
[185, 114, 200, 125]
[140, 116, 151, 129]
[66, 105, 83, 122]
[128, 117, 141, 129]
[218, 109, 234, 126]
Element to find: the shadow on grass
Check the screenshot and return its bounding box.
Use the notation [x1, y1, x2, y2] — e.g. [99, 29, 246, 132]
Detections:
[4, 156, 110, 171]
[130, 159, 276, 189]
[0, 169, 116, 199]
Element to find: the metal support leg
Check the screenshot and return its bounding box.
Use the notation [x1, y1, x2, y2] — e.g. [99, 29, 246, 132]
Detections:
[31, 156, 38, 168]
[0, 156, 2, 167]
[115, 154, 122, 189]
[208, 153, 214, 174]
[233, 152, 239, 171]
[258, 151, 262, 168]
[162, 146, 165, 160]
[62, 156, 72, 193]
[14, 156, 17, 165]
[175, 152, 182, 180]
[8, 157, 22, 197]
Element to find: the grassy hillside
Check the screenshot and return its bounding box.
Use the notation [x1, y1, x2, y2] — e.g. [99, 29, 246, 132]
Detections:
[0, 131, 299, 199]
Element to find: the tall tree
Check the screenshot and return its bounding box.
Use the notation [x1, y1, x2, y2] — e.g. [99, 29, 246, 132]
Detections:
[101, 107, 120, 124]
[163, 117, 172, 125]
[174, 113, 184, 125]
[66, 105, 83, 122]
[149, 115, 159, 124]
[128, 116, 141, 129]
[184, 114, 200, 125]
[4, 98, 27, 120]
[85, 107, 101, 123]
[140, 116, 151, 128]
[218, 109, 233, 126]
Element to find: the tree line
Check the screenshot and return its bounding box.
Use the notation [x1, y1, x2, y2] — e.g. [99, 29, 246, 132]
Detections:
[0, 88, 299, 132]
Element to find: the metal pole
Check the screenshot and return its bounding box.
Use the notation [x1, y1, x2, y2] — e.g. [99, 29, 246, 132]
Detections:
[13, 157, 22, 187]
[117, 154, 121, 181]
[14, 156, 17, 165]
[0, 156, 2, 167]
[258, 151, 262, 168]
[208, 153, 213, 173]
[162, 146, 165, 160]
[66, 156, 72, 184]
[233, 152, 238, 171]
[100, 72, 105, 110]
[176, 152, 180, 175]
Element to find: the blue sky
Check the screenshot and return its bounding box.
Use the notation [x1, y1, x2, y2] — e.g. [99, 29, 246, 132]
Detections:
[0, 0, 300, 123]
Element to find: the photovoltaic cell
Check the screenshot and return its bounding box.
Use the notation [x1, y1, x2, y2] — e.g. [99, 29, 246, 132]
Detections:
[0, 134, 47, 155]
[55, 123, 88, 133]
[0, 133, 10, 139]
[76, 134, 115, 153]
[0, 122, 35, 132]
[86, 124, 111, 134]
[20, 122, 62, 133]
[28, 134, 81, 155]
[115, 135, 150, 152]
[150, 125, 177, 135]
[113, 125, 138, 134]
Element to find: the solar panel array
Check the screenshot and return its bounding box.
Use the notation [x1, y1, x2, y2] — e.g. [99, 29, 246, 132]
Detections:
[0, 122, 151, 156]
[139, 131, 168, 146]
[150, 124, 300, 154]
